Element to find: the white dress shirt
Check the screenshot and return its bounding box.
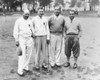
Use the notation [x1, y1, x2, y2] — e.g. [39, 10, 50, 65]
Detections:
[32, 15, 50, 40]
[13, 17, 34, 41]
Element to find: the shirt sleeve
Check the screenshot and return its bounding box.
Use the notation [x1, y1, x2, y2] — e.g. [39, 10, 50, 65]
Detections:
[13, 19, 19, 41]
[77, 20, 82, 37]
[48, 16, 52, 27]
[30, 20, 35, 35]
[46, 17, 50, 40]
[64, 18, 68, 33]
[63, 16, 66, 29]
[32, 17, 36, 33]
[32, 17, 35, 26]
[63, 17, 66, 37]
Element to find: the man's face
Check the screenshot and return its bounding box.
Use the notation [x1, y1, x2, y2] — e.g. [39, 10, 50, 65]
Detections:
[38, 9, 44, 17]
[54, 8, 60, 16]
[69, 11, 75, 20]
[23, 13, 29, 20]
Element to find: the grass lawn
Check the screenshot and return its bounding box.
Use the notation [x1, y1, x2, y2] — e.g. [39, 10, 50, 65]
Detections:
[0, 14, 100, 80]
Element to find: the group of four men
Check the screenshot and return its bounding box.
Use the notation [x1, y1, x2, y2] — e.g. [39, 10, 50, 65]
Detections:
[13, 6, 82, 76]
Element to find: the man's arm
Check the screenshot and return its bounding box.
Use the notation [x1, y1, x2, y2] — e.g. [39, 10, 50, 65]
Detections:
[46, 17, 51, 44]
[46, 18, 50, 40]
[48, 16, 52, 28]
[63, 17, 67, 38]
[31, 18, 36, 38]
[30, 20, 35, 38]
[62, 17, 66, 37]
[13, 20, 19, 46]
[78, 23, 82, 38]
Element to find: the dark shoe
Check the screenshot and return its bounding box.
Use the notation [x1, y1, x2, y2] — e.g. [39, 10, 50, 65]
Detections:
[64, 62, 70, 67]
[51, 65, 55, 69]
[73, 63, 78, 69]
[23, 69, 30, 73]
[51, 65, 57, 70]
[42, 65, 48, 71]
[24, 70, 33, 75]
[55, 64, 61, 68]
[17, 72, 25, 77]
[33, 67, 40, 71]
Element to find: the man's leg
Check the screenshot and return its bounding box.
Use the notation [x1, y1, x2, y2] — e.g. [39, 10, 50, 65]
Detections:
[64, 36, 72, 67]
[41, 36, 48, 67]
[49, 34, 56, 67]
[34, 37, 41, 69]
[23, 38, 33, 71]
[72, 36, 80, 69]
[55, 35, 62, 66]
[18, 38, 26, 75]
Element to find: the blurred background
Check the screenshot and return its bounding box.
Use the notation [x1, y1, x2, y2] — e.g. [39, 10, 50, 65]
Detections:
[0, 0, 100, 16]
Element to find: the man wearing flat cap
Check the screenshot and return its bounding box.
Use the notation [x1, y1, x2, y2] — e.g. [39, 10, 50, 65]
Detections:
[13, 9, 35, 76]
[48, 6, 65, 69]
[64, 10, 82, 69]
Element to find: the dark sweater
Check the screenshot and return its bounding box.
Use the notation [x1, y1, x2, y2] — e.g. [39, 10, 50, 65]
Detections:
[48, 15, 65, 34]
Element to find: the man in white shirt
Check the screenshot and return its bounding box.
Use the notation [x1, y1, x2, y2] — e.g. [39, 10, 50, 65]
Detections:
[64, 10, 82, 69]
[13, 10, 35, 76]
[32, 7, 50, 71]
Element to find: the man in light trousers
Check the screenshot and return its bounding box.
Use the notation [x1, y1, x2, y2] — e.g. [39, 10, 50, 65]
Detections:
[13, 10, 35, 76]
[48, 6, 65, 69]
[32, 7, 50, 71]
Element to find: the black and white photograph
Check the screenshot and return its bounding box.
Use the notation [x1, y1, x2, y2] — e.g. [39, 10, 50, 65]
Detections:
[0, 0, 100, 80]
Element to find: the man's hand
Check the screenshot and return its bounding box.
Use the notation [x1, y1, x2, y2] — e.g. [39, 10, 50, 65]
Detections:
[47, 40, 50, 44]
[17, 46, 22, 56]
[31, 34, 36, 38]
[78, 34, 81, 39]
[16, 41, 19, 47]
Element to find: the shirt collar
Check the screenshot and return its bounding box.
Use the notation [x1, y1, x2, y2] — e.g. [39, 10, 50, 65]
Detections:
[21, 17, 29, 21]
[68, 17, 76, 23]
[37, 15, 44, 19]
[53, 14, 62, 20]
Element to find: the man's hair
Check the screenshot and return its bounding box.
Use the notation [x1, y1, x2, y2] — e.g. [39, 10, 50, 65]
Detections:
[69, 10, 75, 15]
[38, 6, 44, 10]
[54, 6, 61, 10]
[23, 9, 30, 15]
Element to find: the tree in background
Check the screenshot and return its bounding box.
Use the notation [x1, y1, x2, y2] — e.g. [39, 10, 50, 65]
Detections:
[54, 0, 65, 7]
[38, 0, 52, 7]
[2, 0, 23, 11]
[22, 0, 37, 12]
[90, 0, 99, 11]
[2, 0, 13, 4]
[70, 0, 77, 7]
[76, 0, 82, 8]
[22, 0, 35, 3]
[38, 0, 52, 10]
[3, 0, 14, 11]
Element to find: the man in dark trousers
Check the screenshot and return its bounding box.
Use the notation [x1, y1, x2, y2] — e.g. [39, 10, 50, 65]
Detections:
[64, 10, 82, 69]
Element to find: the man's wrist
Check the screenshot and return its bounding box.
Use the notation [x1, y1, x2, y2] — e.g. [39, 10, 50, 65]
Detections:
[47, 37, 50, 40]
[16, 41, 19, 47]
[78, 35, 81, 38]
